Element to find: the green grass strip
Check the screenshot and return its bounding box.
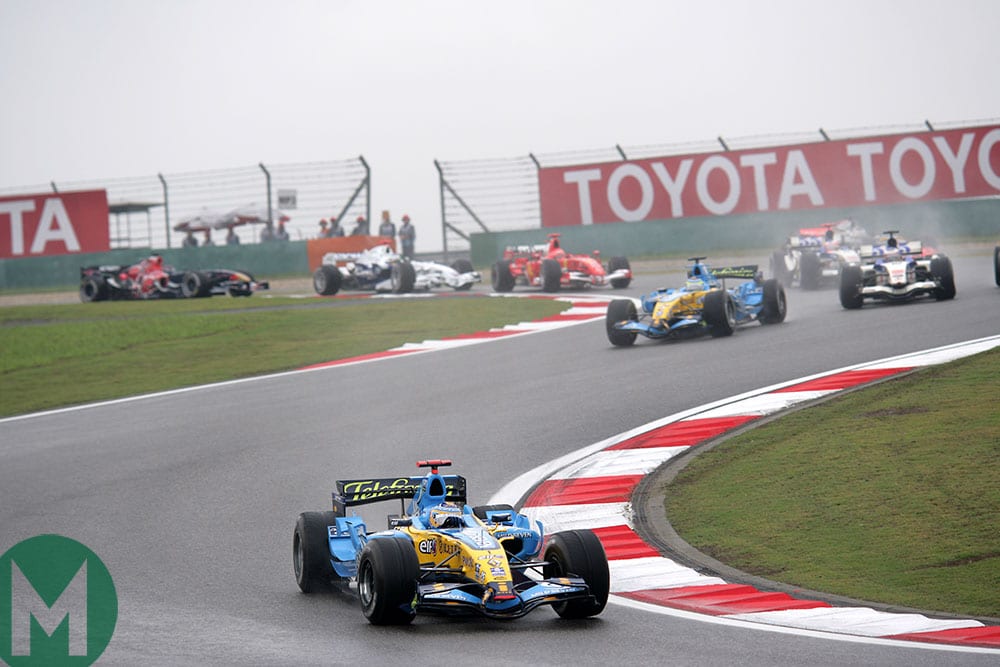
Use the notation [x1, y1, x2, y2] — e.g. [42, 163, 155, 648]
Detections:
[665, 347, 1000, 619]
[0, 296, 567, 417]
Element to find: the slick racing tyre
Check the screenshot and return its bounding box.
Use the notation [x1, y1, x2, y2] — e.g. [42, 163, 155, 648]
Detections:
[994, 246, 1000, 287]
[543, 529, 610, 619]
[390, 261, 416, 294]
[80, 276, 109, 302]
[606, 299, 638, 347]
[759, 278, 787, 324]
[607, 256, 632, 289]
[492, 260, 515, 292]
[293, 511, 341, 593]
[358, 537, 419, 625]
[930, 255, 956, 300]
[313, 265, 343, 296]
[703, 290, 736, 337]
[181, 271, 212, 298]
[839, 265, 864, 309]
[541, 258, 562, 292]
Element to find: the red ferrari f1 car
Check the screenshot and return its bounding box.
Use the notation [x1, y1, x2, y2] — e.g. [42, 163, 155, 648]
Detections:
[491, 233, 631, 293]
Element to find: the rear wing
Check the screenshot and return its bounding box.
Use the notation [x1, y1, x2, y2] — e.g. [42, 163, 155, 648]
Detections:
[332, 475, 467, 516]
[711, 265, 759, 280]
[859, 241, 922, 259]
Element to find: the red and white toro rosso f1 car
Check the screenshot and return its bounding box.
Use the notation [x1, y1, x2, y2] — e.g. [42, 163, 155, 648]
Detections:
[492, 233, 631, 293]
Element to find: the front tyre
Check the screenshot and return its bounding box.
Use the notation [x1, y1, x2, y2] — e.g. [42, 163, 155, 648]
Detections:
[759, 278, 787, 324]
[839, 265, 864, 309]
[313, 265, 343, 295]
[607, 256, 632, 289]
[293, 511, 340, 593]
[606, 299, 638, 347]
[543, 529, 610, 619]
[358, 538, 419, 625]
[541, 258, 562, 292]
[703, 290, 735, 337]
[930, 255, 956, 300]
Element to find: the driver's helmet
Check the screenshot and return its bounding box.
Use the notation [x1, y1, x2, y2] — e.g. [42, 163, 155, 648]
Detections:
[886, 236, 898, 248]
[428, 502, 464, 529]
[685, 278, 703, 292]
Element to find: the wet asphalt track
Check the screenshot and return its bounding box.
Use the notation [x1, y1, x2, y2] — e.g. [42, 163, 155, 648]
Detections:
[1, 248, 998, 665]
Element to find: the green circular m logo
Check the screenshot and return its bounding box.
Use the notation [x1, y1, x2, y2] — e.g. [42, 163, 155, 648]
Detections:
[1, 535, 117, 666]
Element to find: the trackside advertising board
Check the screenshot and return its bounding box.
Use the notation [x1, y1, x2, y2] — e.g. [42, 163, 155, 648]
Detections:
[0, 189, 110, 259]
[538, 124, 1000, 226]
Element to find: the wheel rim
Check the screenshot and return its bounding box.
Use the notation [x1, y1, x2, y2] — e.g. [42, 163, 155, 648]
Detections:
[359, 561, 374, 606]
[293, 533, 304, 581]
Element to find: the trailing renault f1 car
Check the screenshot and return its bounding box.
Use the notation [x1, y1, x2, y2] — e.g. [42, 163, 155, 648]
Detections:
[292, 459, 609, 624]
[606, 257, 786, 346]
[313, 244, 481, 296]
[838, 231, 955, 309]
[492, 233, 631, 293]
[770, 219, 869, 289]
[79, 255, 269, 302]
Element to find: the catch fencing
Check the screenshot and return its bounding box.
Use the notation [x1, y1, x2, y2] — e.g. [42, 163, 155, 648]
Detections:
[0, 158, 371, 250]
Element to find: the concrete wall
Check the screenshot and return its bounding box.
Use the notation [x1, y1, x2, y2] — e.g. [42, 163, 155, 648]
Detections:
[470, 199, 1000, 266]
[0, 242, 310, 290]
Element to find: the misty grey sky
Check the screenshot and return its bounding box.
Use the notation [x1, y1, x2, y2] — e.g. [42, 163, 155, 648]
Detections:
[2, 0, 998, 248]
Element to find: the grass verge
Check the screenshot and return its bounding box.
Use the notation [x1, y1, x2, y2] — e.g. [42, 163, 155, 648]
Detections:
[665, 346, 1000, 619]
[0, 295, 567, 418]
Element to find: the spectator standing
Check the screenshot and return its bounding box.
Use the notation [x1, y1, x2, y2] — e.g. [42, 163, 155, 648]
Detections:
[259, 224, 275, 242]
[226, 227, 240, 246]
[317, 219, 329, 238]
[378, 210, 396, 241]
[329, 216, 345, 237]
[351, 215, 369, 236]
[182, 230, 198, 248]
[274, 220, 290, 241]
[399, 214, 415, 259]
[203, 230, 214, 246]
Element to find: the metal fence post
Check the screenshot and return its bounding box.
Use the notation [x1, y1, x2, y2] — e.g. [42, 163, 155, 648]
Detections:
[259, 162, 273, 231]
[157, 173, 171, 248]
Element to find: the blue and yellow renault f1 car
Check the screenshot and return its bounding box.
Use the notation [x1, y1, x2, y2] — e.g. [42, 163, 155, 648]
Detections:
[605, 257, 786, 346]
[292, 460, 609, 625]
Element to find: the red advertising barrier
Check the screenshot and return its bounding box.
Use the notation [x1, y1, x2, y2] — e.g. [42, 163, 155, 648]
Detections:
[539, 125, 1000, 226]
[0, 189, 110, 259]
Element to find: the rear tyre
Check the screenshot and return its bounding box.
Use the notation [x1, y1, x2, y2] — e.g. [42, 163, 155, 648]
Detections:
[492, 260, 515, 292]
[80, 276, 108, 302]
[313, 265, 343, 295]
[390, 261, 416, 293]
[293, 511, 339, 593]
[181, 271, 211, 298]
[759, 278, 787, 324]
[607, 256, 632, 289]
[839, 265, 864, 309]
[799, 252, 821, 290]
[703, 290, 735, 337]
[543, 529, 610, 619]
[994, 246, 1000, 287]
[358, 538, 418, 625]
[930, 255, 956, 300]
[606, 299, 638, 347]
[541, 258, 562, 292]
